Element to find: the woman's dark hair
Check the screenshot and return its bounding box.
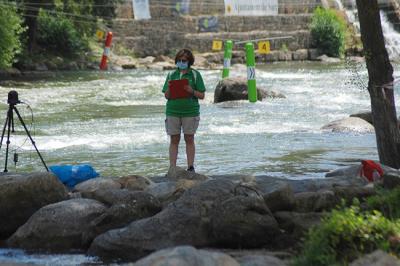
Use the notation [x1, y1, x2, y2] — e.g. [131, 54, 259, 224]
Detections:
[175, 49, 195, 67]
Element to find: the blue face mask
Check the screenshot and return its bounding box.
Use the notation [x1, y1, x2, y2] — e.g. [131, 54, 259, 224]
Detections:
[176, 60, 189, 70]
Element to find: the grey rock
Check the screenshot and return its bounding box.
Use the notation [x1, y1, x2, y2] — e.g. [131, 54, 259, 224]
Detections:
[116, 175, 154, 191]
[317, 54, 341, 63]
[278, 51, 292, 61]
[211, 195, 279, 247]
[214, 77, 285, 103]
[166, 166, 208, 181]
[258, 181, 295, 212]
[73, 178, 121, 193]
[145, 181, 178, 205]
[325, 164, 363, 178]
[90, 190, 161, 235]
[293, 49, 308, 61]
[274, 211, 324, 238]
[7, 198, 106, 251]
[350, 250, 400, 266]
[321, 117, 375, 133]
[308, 49, 320, 60]
[383, 170, 400, 189]
[237, 254, 287, 266]
[294, 190, 337, 212]
[134, 246, 240, 266]
[0, 172, 68, 239]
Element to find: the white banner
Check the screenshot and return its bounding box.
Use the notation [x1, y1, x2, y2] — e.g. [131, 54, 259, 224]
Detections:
[132, 0, 151, 20]
[224, 0, 278, 16]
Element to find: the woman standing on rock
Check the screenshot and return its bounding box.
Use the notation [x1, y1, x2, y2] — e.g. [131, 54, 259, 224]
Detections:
[162, 49, 206, 173]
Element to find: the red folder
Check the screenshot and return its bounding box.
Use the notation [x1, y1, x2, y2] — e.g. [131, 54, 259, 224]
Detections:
[168, 79, 191, 99]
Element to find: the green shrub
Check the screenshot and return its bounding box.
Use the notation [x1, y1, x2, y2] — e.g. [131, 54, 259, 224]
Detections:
[37, 10, 87, 57]
[0, 5, 25, 69]
[367, 187, 400, 220]
[293, 205, 400, 266]
[310, 7, 346, 57]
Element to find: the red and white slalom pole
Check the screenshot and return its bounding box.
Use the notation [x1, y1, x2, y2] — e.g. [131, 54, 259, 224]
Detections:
[99, 32, 113, 70]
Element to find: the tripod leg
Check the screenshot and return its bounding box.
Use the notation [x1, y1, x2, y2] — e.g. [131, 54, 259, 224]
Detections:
[11, 110, 14, 133]
[0, 112, 9, 151]
[13, 106, 49, 172]
[4, 107, 13, 172]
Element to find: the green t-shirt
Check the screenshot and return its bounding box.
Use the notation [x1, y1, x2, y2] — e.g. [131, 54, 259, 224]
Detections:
[162, 68, 206, 117]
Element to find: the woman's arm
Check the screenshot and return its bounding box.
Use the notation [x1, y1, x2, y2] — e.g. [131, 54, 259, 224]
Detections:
[193, 89, 205, 99]
[183, 85, 205, 100]
[164, 89, 170, 99]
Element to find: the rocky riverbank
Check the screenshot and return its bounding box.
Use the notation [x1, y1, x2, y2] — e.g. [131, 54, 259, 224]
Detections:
[1, 164, 400, 265]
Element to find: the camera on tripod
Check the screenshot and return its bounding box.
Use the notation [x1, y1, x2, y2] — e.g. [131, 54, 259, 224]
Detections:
[7, 90, 21, 105]
[0, 91, 48, 172]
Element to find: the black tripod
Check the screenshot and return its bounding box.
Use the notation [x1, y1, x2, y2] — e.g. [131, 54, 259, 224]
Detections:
[0, 91, 48, 172]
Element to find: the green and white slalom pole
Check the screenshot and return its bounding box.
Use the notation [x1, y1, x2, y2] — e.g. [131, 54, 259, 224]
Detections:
[222, 40, 233, 79]
[245, 42, 257, 103]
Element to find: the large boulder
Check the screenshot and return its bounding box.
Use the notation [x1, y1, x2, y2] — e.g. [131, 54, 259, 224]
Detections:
[134, 246, 240, 266]
[255, 178, 295, 212]
[85, 189, 162, 234]
[211, 195, 279, 247]
[88, 180, 280, 261]
[7, 198, 106, 251]
[0, 172, 68, 239]
[237, 255, 287, 266]
[321, 117, 374, 133]
[294, 190, 337, 212]
[214, 77, 285, 103]
[73, 178, 121, 193]
[274, 211, 324, 238]
[166, 166, 208, 181]
[116, 175, 154, 191]
[350, 250, 400, 266]
[134, 246, 239, 266]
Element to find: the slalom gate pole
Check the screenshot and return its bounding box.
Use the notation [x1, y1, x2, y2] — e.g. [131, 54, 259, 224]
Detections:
[245, 42, 257, 103]
[100, 32, 113, 70]
[222, 40, 233, 78]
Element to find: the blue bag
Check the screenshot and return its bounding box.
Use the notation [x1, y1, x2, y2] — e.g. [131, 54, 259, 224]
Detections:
[49, 164, 99, 188]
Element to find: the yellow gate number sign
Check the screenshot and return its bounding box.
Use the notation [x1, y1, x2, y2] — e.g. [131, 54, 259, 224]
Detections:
[258, 41, 271, 54]
[96, 30, 105, 41]
[212, 40, 223, 51]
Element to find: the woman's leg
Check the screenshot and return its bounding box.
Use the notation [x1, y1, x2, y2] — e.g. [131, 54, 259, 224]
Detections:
[169, 134, 180, 166]
[184, 134, 195, 168]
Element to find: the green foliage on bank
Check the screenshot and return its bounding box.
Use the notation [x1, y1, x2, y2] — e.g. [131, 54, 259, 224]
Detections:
[37, 10, 87, 57]
[0, 5, 25, 68]
[0, 0, 123, 69]
[367, 187, 400, 220]
[294, 195, 400, 266]
[310, 7, 347, 57]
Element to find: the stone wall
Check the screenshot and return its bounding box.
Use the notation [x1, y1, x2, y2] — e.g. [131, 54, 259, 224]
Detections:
[113, 1, 322, 57]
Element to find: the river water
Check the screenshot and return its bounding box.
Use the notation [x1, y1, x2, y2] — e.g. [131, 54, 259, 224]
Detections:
[0, 62, 399, 180]
[0, 62, 399, 264]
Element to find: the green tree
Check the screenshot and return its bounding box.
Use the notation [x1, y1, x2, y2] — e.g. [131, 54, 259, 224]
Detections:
[0, 4, 25, 69]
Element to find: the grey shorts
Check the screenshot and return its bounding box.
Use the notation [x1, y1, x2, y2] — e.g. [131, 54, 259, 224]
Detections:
[165, 116, 200, 135]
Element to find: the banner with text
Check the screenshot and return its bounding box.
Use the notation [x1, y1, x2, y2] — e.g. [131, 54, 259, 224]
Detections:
[132, 0, 151, 20]
[224, 0, 278, 16]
